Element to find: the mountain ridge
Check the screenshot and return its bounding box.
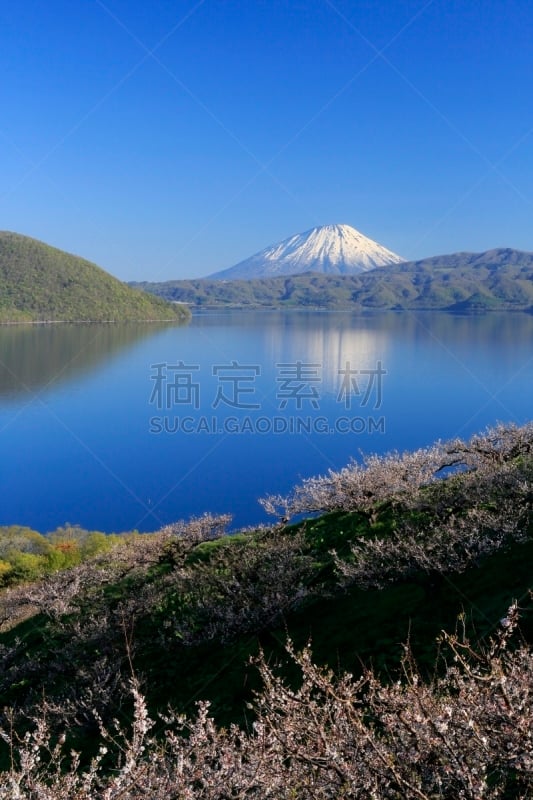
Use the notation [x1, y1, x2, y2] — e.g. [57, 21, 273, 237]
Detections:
[133, 247, 533, 313]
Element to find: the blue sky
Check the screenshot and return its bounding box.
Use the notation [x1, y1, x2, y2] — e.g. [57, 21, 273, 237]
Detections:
[1, 0, 532, 280]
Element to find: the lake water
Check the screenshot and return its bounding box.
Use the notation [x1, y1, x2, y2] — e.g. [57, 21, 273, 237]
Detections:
[1, 311, 532, 533]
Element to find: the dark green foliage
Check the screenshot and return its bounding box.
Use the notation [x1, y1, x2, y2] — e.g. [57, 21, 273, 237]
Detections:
[0, 232, 191, 322]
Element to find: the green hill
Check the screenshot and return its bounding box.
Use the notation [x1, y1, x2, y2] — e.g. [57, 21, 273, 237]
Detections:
[132, 247, 533, 312]
[0, 232, 190, 323]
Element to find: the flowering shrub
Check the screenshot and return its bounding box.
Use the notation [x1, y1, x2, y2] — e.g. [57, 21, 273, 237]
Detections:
[260, 422, 533, 522]
[0, 605, 532, 799]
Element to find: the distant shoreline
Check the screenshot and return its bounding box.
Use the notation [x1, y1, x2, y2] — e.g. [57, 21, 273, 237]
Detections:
[0, 318, 185, 326]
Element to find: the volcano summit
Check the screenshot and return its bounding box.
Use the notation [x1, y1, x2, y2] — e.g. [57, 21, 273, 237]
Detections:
[209, 224, 404, 280]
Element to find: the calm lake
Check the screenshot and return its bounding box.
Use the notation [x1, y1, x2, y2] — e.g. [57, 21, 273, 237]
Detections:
[1, 311, 532, 533]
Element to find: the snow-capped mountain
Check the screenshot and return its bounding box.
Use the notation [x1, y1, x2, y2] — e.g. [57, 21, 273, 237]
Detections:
[209, 224, 404, 280]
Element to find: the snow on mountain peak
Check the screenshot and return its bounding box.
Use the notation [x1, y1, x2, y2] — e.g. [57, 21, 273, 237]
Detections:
[209, 224, 404, 280]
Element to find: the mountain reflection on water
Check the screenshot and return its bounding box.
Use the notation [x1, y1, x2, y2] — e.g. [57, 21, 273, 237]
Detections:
[0, 323, 178, 400]
[0, 310, 531, 533]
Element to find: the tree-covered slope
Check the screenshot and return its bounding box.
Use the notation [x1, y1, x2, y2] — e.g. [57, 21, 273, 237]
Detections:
[133, 247, 533, 311]
[0, 232, 190, 323]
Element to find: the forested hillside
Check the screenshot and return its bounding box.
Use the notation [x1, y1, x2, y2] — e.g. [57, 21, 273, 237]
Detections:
[133, 248, 533, 312]
[0, 232, 190, 323]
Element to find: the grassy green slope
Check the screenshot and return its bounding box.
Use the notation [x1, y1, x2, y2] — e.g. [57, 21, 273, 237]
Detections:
[0, 232, 191, 323]
[0, 500, 531, 751]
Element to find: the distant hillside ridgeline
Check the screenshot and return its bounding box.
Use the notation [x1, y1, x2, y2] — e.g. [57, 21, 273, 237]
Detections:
[0, 232, 191, 323]
[132, 248, 533, 312]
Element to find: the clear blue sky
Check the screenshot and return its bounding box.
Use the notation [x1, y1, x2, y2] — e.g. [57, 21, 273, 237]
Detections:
[1, 0, 532, 280]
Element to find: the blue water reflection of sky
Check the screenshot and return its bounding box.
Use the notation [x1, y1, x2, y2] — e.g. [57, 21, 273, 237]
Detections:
[1, 311, 532, 532]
